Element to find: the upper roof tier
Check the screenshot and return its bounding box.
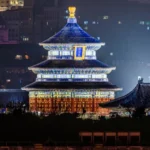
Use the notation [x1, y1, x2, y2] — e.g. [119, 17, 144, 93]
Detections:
[39, 7, 103, 46]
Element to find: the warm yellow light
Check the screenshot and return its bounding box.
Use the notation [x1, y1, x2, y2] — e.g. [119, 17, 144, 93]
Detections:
[68, 6, 76, 18]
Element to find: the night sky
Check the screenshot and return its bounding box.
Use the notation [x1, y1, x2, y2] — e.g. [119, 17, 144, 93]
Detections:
[0, 0, 150, 97]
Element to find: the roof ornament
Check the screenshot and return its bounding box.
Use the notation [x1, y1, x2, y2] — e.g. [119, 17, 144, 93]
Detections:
[67, 7, 77, 23]
[138, 77, 143, 84]
[68, 7, 76, 18]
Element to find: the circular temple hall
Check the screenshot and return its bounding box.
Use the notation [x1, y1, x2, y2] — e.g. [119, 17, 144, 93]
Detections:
[22, 7, 122, 115]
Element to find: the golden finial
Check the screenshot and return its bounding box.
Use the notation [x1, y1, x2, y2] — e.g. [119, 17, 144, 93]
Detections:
[68, 7, 76, 18]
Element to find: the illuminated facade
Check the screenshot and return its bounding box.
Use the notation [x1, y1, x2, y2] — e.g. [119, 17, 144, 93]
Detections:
[0, 0, 24, 11]
[22, 7, 122, 115]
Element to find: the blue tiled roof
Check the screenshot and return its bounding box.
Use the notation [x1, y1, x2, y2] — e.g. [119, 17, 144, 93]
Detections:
[100, 83, 150, 108]
[30, 59, 110, 69]
[23, 81, 119, 90]
[41, 18, 100, 44]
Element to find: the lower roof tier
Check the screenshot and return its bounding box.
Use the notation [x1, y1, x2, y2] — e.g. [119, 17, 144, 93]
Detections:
[29, 59, 115, 70]
[22, 81, 122, 91]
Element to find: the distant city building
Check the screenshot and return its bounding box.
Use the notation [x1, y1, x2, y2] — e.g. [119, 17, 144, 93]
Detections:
[22, 7, 122, 115]
[1, 7, 33, 43]
[0, 0, 24, 11]
[0, 15, 18, 44]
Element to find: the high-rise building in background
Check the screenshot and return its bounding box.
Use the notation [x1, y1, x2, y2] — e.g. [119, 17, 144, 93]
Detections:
[0, 0, 24, 11]
[22, 7, 122, 115]
[0, 14, 17, 44]
[1, 2, 33, 43]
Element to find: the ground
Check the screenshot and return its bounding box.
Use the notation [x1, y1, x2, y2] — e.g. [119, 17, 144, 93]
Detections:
[0, 113, 150, 145]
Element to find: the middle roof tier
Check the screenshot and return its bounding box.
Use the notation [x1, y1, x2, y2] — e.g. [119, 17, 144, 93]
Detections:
[29, 59, 116, 74]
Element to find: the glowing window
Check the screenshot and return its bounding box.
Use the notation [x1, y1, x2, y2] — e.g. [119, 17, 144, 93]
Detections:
[15, 55, 22, 60]
[118, 21, 122, 24]
[92, 21, 96, 24]
[41, 75, 54, 78]
[52, 51, 59, 56]
[6, 79, 11, 83]
[25, 55, 29, 59]
[139, 21, 144, 25]
[92, 74, 106, 79]
[65, 10, 69, 14]
[110, 52, 113, 56]
[57, 74, 71, 78]
[37, 74, 42, 78]
[62, 51, 70, 56]
[92, 51, 96, 56]
[84, 21, 88, 25]
[86, 51, 93, 56]
[84, 26, 88, 30]
[103, 16, 109, 20]
[74, 74, 89, 78]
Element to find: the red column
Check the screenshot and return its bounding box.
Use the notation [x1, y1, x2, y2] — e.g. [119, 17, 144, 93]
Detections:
[71, 98, 74, 113]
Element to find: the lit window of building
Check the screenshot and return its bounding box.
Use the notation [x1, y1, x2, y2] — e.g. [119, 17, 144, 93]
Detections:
[118, 21, 122, 24]
[15, 55, 22, 60]
[139, 21, 145, 25]
[6, 79, 11, 83]
[110, 52, 113, 56]
[92, 21, 96, 24]
[97, 37, 100, 40]
[84, 26, 88, 30]
[62, 51, 70, 56]
[25, 55, 29, 60]
[103, 16, 109, 20]
[65, 10, 69, 14]
[0, 0, 24, 11]
[23, 37, 29, 41]
[64, 16, 68, 19]
[10, 0, 24, 7]
[84, 21, 88, 25]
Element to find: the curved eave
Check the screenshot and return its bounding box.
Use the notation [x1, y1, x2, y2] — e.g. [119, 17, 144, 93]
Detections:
[22, 81, 122, 92]
[0, 89, 27, 93]
[29, 67, 116, 74]
[39, 43, 105, 46]
[22, 87, 122, 92]
[99, 84, 139, 108]
[39, 42, 105, 50]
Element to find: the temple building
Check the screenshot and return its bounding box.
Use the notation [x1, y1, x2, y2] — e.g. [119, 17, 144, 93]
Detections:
[22, 7, 122, 115]
[100, 79, 150, 109]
